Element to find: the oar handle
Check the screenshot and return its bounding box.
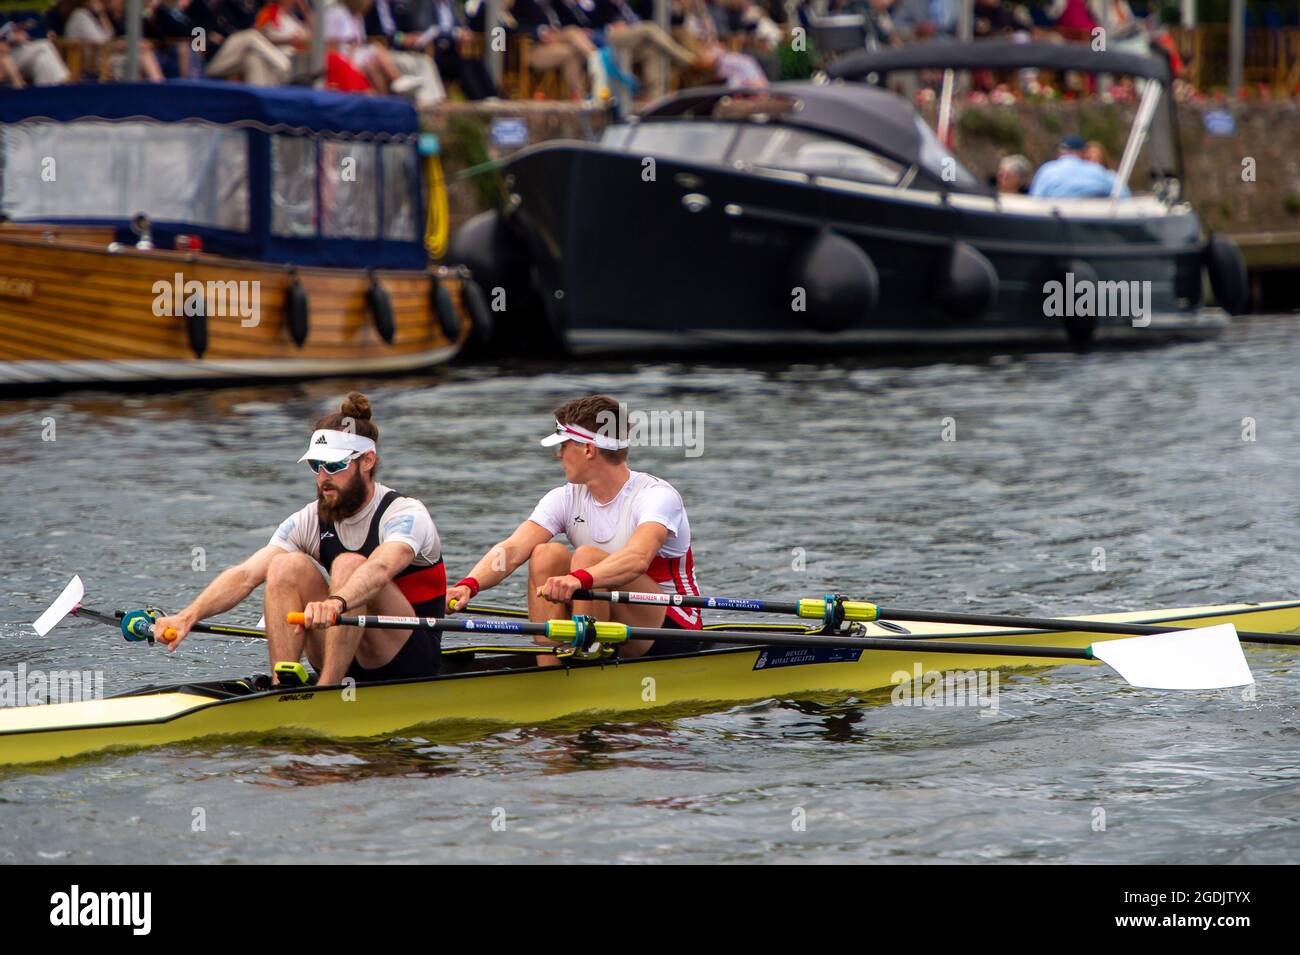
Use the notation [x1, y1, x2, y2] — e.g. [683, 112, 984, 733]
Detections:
[577, 589, 880, 622]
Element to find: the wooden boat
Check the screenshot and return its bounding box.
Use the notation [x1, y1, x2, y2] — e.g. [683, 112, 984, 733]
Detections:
[0, 82, 472, 390]
[3, 598, 1297, 767]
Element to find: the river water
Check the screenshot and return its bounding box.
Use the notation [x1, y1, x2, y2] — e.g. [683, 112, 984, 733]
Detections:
[2, 316, 1299, 863]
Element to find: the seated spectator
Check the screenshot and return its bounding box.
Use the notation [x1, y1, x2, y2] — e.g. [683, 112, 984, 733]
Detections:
[1029, 134, 1129, 199]
[996, 154, 1033, 194]
[592, 0, 701, 96]
[974, 0, 1030, 37]
[678, 0, 764, 87]
[147, 0, 199, 77]
[63, 0, 164, 80]
[392, 0, 498, 99]
[365, 0, 446, 103]
[890, 0, 957, 40]
[0, 14, 70, 85]
[194, 0, 297, 85]
[1045, 0, 1095, 37]
[507, 0, 599, 100]
[325, 0, 422, 95]
[1083, 140, 1111, 168]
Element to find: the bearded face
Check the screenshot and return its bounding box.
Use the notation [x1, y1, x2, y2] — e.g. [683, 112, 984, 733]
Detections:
[317, 460, 370, 522]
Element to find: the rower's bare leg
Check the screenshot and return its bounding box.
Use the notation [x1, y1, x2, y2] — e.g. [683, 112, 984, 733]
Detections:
[528, 541, 575, 666]
[567, 546, 664, 659]
[310, 553, 413, 685]
[264, 551, 329, 679]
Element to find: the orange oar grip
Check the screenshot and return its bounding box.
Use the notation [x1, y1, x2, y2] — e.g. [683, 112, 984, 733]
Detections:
[286, 612, 306, 625]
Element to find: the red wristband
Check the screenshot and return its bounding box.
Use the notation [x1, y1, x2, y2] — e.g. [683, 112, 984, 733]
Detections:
[455, 576, 480, 598]
[571, 568, 594, 590]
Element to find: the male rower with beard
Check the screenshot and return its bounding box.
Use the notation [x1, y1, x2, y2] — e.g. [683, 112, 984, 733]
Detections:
[154, 393, 447, 685]
[446, 394, 702, 662]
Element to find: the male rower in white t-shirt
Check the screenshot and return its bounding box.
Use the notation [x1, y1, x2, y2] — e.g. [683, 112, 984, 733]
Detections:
[446, 394, 702, 661]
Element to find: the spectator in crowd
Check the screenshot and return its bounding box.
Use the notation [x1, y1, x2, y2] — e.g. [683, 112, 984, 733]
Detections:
[390, 0, 498, 99]
[0, 13, 70, 85]
[974, 0, 1030, 37]
[890, 0, 957, 40]
[592, 0, 701, 96]
[146, 0, 200, 77]
[1045, 0, 1095, 35]
[1083, 140, 1110, 168]
[63, 0, 165, 80]
[507, 0, 600, 99]
[677, 0, 764, 88]
[996, 153, 1032, 194]
[193, 0, 298, 85]
[365, 0, 446, 103]
[1030, 134, 1129, 198]
[325, 0, 423, 95]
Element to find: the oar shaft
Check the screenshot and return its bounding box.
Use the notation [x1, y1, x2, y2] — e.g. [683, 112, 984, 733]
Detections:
[876, 608, 1300, 648]
[578, 590, 1300, 648]
[302, 613, 1094, 661]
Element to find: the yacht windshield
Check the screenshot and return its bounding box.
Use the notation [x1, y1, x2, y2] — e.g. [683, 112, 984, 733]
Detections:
[602, 121, 902, 185]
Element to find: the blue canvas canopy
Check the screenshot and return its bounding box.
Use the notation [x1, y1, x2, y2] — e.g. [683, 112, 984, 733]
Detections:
[0, 81, 427, 269]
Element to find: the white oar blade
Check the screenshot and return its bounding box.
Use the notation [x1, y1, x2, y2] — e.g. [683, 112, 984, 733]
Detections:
[1091, 624, 1254, 690]
[32, 575, 85, 636]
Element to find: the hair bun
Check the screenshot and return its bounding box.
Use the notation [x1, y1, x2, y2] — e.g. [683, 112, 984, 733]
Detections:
[340, 392, 372, 421]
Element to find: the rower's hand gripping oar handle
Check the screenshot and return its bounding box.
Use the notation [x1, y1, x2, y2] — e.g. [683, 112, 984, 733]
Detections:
[120, 609, 178, 645]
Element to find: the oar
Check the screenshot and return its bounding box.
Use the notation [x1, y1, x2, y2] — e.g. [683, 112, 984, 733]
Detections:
[286, 612, 1254, 690]
[577, 589, 1300, 648]
[32, 576, 266, 644]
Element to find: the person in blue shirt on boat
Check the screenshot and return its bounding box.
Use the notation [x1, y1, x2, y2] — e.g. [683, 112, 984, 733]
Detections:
[1029, 134, 1130, 199]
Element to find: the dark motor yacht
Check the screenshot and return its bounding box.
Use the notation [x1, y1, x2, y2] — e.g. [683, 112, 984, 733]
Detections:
[450, 40, 1247, 357]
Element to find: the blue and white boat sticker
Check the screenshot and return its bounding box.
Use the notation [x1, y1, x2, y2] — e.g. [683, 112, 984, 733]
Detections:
[753, 646, 864, 670]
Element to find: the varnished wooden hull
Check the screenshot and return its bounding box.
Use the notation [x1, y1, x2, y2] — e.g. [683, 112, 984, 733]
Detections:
[0, 226, 469, 389]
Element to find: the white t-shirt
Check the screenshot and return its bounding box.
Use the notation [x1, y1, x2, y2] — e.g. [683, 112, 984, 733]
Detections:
[528, 471, 689, 559]
[270, 483, 442, 569]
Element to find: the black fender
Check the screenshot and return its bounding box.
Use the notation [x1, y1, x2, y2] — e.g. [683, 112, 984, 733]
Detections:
[366, 275, 396, 344]
[185, 312, 208, 358]
[1059, 258, 1099, 350]
[430, 274, 462, 342]
[447, 210, 531, 293]
[460, 275, 494, 348]
[285, 278, 310, 347]
[933, 240, 997, 319]
[793, 230, 879, 333]
[1204, 232, 1249, 315]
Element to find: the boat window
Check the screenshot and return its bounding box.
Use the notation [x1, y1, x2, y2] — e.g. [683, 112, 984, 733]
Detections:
[597, 125, 634, 150]
[321, 141, 379, 239]
[730, 127, 901, 184]
[380, 143, 418, 242]
[0, 120, 248, 230]
[912, 116, 980, 191]
[622, 121, 735, 163]
[271, 135, 317, 238]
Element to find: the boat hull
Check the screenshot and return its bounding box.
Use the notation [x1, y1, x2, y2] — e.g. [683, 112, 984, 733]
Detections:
[0, 226, 470, 390]
[465, 144, 1224, 356]
[2, 600, 1297, 767]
